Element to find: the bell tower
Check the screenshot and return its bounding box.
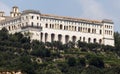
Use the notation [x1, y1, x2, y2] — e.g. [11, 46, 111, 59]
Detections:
[0, 11, 5, 17]
[10, 6, 21, 17]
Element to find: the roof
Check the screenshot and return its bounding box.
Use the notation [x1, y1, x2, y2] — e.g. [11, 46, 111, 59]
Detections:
[41, 14, 102, 24]
[22, 10, 40, 15]
[0, 16, 20, 24]
[13, 6, 18, 8]
[102, 19, 114, 24]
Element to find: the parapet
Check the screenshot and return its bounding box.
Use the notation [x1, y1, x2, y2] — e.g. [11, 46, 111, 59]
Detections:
[102, 19, 114, 24]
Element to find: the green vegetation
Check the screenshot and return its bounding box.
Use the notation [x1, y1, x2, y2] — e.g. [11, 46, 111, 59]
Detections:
[0, 27, 120, 74]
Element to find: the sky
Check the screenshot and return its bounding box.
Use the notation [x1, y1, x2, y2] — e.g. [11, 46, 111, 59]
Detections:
[0, 0, 120, 32]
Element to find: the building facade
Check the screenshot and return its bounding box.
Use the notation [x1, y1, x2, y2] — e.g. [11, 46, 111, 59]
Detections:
[0, 6, 114, 46]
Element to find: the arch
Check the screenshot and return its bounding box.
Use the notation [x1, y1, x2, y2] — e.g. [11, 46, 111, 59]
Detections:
[78, 27, 80, 31]
[50, 24, 52, 28]
[12, 26, 14, 30]
[88, 28, 91, 33]
[58, 34, 62, 42]
[100, 30, 102, 34]
[69, 26, 71, 30]
[45, 33, 48, 42]
[51, 33, 55, 42]
[31, 22, 33, 26]
[60, 24, 63, 29]
[40, 33, 43, 41]
[52, 24, 54, 28]
[72, 26, 74, 31]
[99, 39, 102, 44]
[75, 26, 76, 31]
[72, 36, 76, 43]
[93, 38, 97, 43]
[65, 35, 69, 43]
[14, 25, 16, 30]
[45, 23, 48, 28]
[66, 26, 68, 30]
[83, 37, 85, 42]
[9, 26, 11, 31]
[88, 38, 91, 43]
[79, 37, 82, 41]
[64, 26, 66, 30]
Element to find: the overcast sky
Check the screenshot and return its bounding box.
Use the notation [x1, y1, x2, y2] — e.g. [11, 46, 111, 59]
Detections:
[0, 0, 120, 32]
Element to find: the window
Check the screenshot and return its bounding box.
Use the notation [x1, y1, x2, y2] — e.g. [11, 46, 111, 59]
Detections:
[83, 37, 85, 42]
[50, 24, 51, 28]
[100, 30, 102, 34]
[93, 38, 97, 43]
[37, 16, 39, 20]
[31, 22, 34, 26]
[26, 22, 28, 26]
[60, 24, 63, 29]
[37, 23, 39, 27]
[45, 23, 48, 28]
[31, 16, 34, 19]
[26, 16, 28, 19]
[88, 28, 91, 33]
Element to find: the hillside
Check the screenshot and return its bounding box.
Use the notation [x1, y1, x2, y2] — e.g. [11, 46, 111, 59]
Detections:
[0, 28, 120, 74]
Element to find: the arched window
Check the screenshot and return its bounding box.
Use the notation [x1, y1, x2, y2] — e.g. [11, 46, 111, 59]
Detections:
[45, 23, 48, 28]
[83, 37, 85, 42]
[99, 39, 102, 44]
[93, 38, 97, 43]
[51, 33, 55, 42]
[65, 35, 69, 43]
[50, 24, 51, 28]
[58, 34, 62, 42]
[31, 16, 34, 19]
[9, 26, 11, 31]
[45, 33, 48, 42]
[80, 37, 82, 41]
[75, 26, 76, 31]
[100, 30, 102, 34]
[88, 28, 91, 33]
[40, 33, 43, 41]
[78, 27, 80, 31]
[60, 24, 63, 29]
[88, 38, 91, 43]
[72, 36, 76, 43]
[31, 22, 34, 26]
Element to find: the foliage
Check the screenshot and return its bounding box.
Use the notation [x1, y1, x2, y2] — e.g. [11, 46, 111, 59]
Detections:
[0, 27, 119, 74]
[67, 57, 76, 66]
[88, 56, 104, 68]
[77, 57, 86, 67]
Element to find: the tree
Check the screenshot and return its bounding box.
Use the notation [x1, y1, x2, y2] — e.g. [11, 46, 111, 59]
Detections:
[114, 32, 120, 51]
[87, 43, 100, 51]
[0, 27, 9, 40]
[19, 56, 35, 74]
[88, 56, 104, 68]
[67, 57, 76, 66]
[67, 41, 75, 48]
[77, 40, 87, 48]
[81, 65, 103, 74]
[31, 48, 51, 58]
[78, 57, 86, 67]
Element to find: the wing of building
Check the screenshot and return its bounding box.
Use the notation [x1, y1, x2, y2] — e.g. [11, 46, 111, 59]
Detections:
[0, 6, 114, 46]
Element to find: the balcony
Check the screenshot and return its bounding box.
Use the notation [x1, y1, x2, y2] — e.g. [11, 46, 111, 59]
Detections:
[21, 25, 42, 31]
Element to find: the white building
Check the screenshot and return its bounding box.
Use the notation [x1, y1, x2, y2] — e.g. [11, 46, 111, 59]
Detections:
[0, 6, 114, 46]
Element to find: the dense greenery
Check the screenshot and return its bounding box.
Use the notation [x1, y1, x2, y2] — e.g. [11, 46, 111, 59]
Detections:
[0, 28, 120, 74]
